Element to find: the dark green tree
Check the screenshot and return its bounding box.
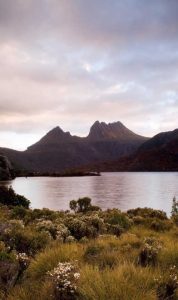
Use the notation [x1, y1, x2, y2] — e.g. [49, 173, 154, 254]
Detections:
[69, 200, 77, 213]
[0, 186, 30, 208]
[171, 196, 178, 216]
[77, 197, 91, 212]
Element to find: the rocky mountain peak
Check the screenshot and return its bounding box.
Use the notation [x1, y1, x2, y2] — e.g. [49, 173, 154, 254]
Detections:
[45, 126, 70, 138]
[27, 126, 72, 151]
[87, 120, 144, 141]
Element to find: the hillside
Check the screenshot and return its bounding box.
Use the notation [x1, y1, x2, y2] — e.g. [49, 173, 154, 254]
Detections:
[0, 121, 148, 173]
[0, 155, 15, 180]
[91, 129, 178, 172]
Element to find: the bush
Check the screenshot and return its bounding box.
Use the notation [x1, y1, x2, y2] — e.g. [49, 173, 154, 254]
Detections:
[132, 216, 146, 225]
[69, 197, 101, 213]
[2, 225, 51, 255]
[138, 237, 162, 267]
[105, 209, 131, 230]
[65, 218, 98, 240]
[127, 207, 167, 220]
[0, 186, 30, 208]
[10, 206, 29, 219]
[171, 197, 178, 226]
[150, 219, 172, 232]
[107, 224, 124, 237]
[47, 262, 80, 300]
[155, 266, 178, 299]
[36, 219, 57, 239]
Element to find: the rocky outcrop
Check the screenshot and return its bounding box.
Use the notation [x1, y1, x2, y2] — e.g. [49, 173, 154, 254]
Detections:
[0, 155, 15, 180]
[87, 121, 146, 142]
[0, 260, 20, 293]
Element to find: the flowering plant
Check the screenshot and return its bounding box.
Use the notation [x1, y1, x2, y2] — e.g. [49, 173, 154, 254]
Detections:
[138, 237, 162, 266]
[47, 262, 80, 299]
[155, 266, 178, 299]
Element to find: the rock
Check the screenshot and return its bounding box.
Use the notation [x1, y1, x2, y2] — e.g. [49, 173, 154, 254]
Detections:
[0, 260, 20, 293]
[0, 155, 15, 180]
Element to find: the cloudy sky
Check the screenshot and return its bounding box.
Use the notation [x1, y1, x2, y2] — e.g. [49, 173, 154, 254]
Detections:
[0, 0, 178, 150]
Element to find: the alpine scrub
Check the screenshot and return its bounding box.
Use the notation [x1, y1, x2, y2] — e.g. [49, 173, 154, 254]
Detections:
[0, 189, 177, 300]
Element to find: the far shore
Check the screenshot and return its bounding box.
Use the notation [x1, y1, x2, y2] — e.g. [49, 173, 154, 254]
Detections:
[15, 171, 101, 178]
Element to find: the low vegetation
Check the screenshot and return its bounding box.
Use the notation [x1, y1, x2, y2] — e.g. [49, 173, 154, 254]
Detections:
[0, 186, 177, 299]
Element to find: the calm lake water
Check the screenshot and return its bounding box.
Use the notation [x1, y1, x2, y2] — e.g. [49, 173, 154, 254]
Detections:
[1, 172, 178, 215]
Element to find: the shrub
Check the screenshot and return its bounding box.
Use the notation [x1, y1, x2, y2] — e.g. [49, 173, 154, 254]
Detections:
[127, 207, 167, 220]
[150, 219, 172, 232]
[107, 224, 124, 237]
[24, 208, 59, 223]
[138, 237, 162, 267]
[155, 266, 178, 299]
[171, 197, 178, 226]
[2, 226, 51, 255]
[69, 198, 101, 213]
[105, 209, 131, 230]
[65, 218, 97, 240]
[82, 215, 105, 234]
[65, 236, 76, 243]
[47, 262, 80, 300]
[35, 219, 70, 241]
[10, 206, 29, 220]
[171, 197, 178, 217]
[0, 186, 30, 208]
[69, 200, 77, 213]
[132, 216, 145, 225]
[16, 252, 30, 271]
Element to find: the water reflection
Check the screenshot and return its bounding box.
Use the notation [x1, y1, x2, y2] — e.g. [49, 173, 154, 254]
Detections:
[0, 172, 178, 215]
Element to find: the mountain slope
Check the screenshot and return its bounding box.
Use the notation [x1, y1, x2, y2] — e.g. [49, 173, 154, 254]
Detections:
[0, 155, 15, 180]
[92, 129, 178, 171]
[0, 121, 148, 172]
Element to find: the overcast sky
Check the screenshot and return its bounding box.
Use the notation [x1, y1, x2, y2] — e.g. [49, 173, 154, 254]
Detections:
[0, 0, 178, 150]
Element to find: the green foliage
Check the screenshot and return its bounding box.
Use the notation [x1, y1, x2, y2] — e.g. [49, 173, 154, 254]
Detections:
[1, 223, 50, 255]
[171, 197, 178, 226]
[0, 186, 30, 208]
[104, 209, 132, 230]
[65, 217, 97, 240]
[171, 197, 178, 216]
[150, 219, 172, 232]
[0, 200, 177, 299]
[69, 200, 77, 212]
[47, 262, 80, 300]
[10, 206, 29, 219]
[127, 207, 167, 220]
[69, 197, 101, 213]
[138, 237, 162, 267]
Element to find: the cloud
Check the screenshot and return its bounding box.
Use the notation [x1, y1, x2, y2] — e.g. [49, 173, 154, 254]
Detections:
[0, 0, 178, 149]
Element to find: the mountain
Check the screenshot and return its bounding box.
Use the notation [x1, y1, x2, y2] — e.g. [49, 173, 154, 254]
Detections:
[87, 121, 145, 141]
[92, 129, 178, 171]
[0, 121, 148, 173]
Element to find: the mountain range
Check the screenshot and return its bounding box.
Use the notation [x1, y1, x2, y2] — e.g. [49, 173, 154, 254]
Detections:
[88, 129, 178, 172]
[0, 121, 177, 173]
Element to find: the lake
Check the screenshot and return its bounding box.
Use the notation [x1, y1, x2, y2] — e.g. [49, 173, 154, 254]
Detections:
[0, 172, 178, 215]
